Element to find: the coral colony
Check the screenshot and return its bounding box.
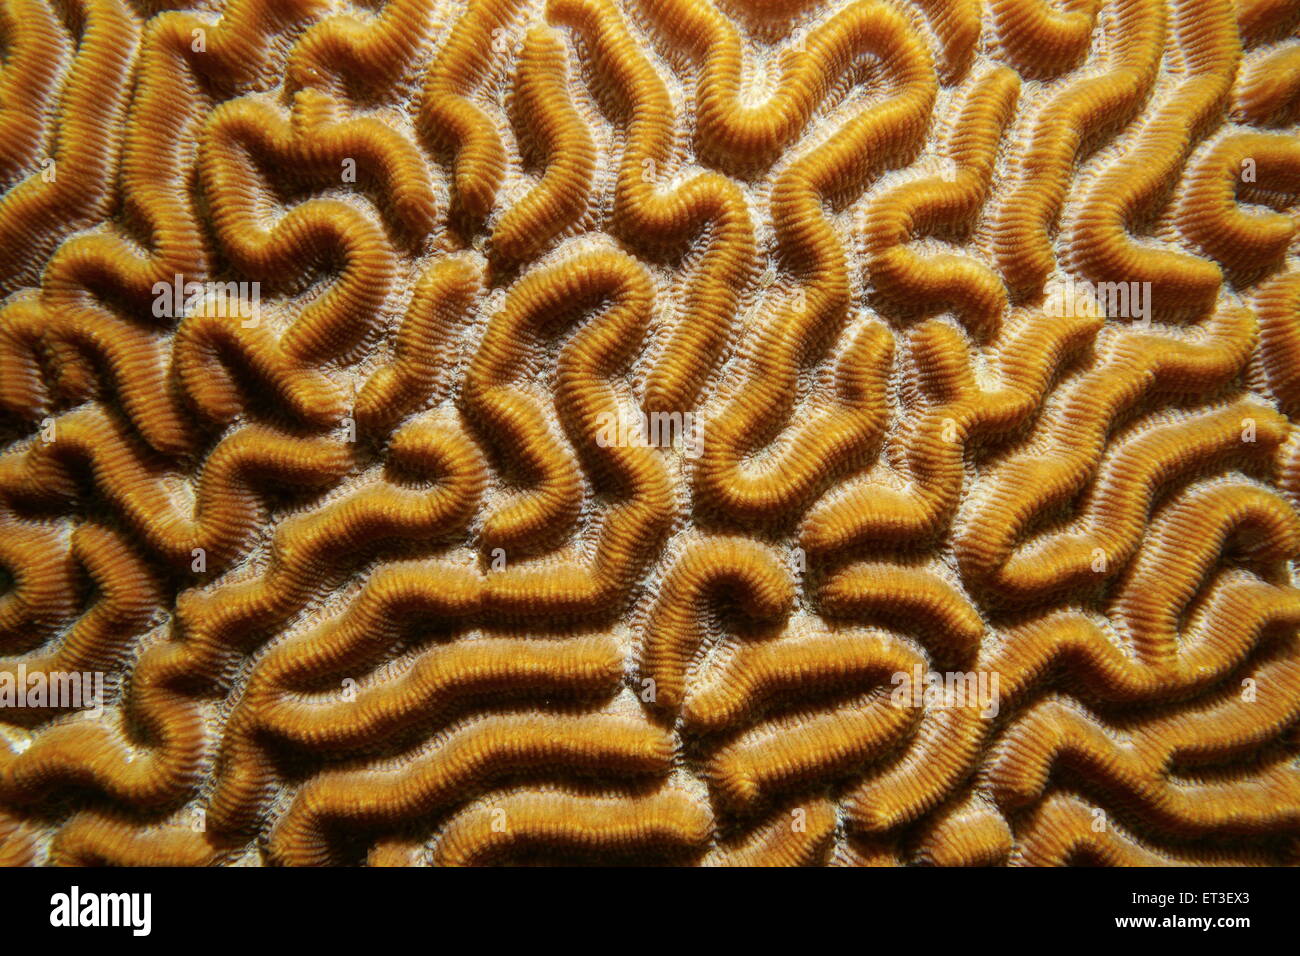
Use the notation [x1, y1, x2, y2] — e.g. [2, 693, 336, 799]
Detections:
[0, 0, 1298, 866]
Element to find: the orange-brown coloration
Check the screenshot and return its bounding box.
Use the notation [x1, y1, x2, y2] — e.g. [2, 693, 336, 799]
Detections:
[0, 0, 1298, 867]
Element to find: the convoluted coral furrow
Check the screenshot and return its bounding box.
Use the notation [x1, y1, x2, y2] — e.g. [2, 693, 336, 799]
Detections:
[990, 0, 1165, 295]
[911, 0, 981, 84]
[0, 810, 37, 866]
[1063, 0, 1238, 312]
[990, 0, 1101, 79]
[1256, 270, 1300, 411]
[987, 676, 1300, 835]
[708, 797, 838, 866]
[0, 0, 137, 291]
[968, 398, 1289, 603]
[42, 0, 315, 311]
[818, 564, 987, 831]
[861, 64, 1020, 333]
[209, 630, 620, 836]
[489, 27, 596, 263]
[267, 712, 675, 865]
[0, 298, 191, 456]
[355, 257, 483, 433]
[46, 811, 217, 867]
[288, 0, 433, 100]
[461, 248, 653, 551]
[706, 689, 917, 810]
[1234, 43, 1300, 127]
[693, 2, 936, 522]
[2, 0, 1298, 867]
[550, 0, 756, 413]
[0, 524, 159, 718]
[0, 515, 78, 646]
[1014, 793, 1280, 865]
[801, 304, 1100, 554]
[954, 303, 1261, 604]
[0, 0, 68, 184]
[912, 793, 1014, 866]
[168, 419, 481, 708]
[0, 524, 207, 809]
[0, 405, 352, 570]
[8, 0, 331, 463]
[864, 480, 1300, 841]
[1176, 131, 1300, 282]
[419, 0, 523, 221]
[432, 785, 713, 865]
[1236, 0, 1300, 46]
[199, 98, 400, 364]
[639, 536, 794, 715]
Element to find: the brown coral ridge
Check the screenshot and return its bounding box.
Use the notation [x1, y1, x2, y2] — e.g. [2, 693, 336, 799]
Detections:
[1, 0, 1299, 867]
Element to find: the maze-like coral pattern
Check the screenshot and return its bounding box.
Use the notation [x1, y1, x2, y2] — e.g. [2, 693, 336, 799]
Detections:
[1, 0, 1299, 867]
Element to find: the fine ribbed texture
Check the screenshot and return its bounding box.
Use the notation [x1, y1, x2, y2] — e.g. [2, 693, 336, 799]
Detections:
[0, 0, 1298, 866]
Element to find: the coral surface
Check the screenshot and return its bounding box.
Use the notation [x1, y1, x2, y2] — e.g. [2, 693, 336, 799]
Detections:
[1, 0, 1299, 866]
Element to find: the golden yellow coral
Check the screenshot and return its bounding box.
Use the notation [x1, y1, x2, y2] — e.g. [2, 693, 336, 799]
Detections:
[550, 0, 757, 413]
[2, 0, 1299, 869]
[419, 0, 521, 221]
[0, 0, 137, 290]
[434, 785, 713, 865]
[709, 797, 837, 866]
[268, 712, 674, 865]
[990, 0, 1164, 294]
[490, 27, 595, 262]
[1063, 0, 1238, 311]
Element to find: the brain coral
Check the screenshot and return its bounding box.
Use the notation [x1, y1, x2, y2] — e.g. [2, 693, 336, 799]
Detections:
[1, 0, 1299, 867]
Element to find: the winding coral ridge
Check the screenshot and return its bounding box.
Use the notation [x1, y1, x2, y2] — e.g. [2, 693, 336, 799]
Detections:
[0, 0, 1297, 867]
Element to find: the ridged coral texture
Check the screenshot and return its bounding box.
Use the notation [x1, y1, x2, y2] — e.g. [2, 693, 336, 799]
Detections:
[0, 0, 1298, 867]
